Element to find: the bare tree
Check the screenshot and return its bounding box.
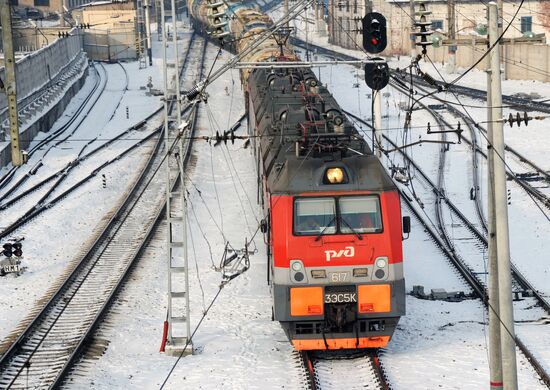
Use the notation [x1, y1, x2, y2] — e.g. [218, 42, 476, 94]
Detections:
[537, 3, 550, 32]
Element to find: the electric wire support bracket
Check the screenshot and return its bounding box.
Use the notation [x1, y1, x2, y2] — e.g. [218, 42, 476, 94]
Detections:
[219, 240, 252, 286]
[413, 1, 433, 56]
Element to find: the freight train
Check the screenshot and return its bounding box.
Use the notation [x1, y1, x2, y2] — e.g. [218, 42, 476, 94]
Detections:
[187, 0, 408, 350]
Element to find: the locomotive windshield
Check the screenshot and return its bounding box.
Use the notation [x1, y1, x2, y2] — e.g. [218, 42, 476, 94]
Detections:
[294, 198, 337, 235]
[294, 196, 382, 236]
[339, 196, 382, 233]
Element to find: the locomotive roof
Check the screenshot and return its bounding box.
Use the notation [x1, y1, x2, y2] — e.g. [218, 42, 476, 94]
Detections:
[248, 67, 397, 195]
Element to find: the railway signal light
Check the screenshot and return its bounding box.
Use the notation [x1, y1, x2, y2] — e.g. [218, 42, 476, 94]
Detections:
[13, 243, 22, 257]
[362, 12, 387, 54]
[364, 58, 390, 91]
[2, 243, 12, 257]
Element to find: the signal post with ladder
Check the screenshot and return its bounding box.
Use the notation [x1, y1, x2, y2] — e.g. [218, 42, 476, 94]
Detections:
[159, 0, 192, 356]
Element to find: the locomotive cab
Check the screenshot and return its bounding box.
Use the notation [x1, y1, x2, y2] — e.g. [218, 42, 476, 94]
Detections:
[269, 159, 406, 350]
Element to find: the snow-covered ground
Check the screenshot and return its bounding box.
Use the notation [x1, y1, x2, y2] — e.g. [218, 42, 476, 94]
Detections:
[1, 6, 549, 390]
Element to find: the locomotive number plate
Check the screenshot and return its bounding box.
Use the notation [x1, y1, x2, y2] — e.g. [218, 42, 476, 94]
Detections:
[324, 292, 357, 304]
[329, 271, 350, 283]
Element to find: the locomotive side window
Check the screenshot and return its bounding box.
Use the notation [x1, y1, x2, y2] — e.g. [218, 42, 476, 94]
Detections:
[294, 198, 336, 235]
[339, 196, 382, 233]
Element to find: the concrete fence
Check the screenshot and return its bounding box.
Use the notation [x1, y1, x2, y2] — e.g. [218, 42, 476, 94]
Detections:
[0, 32, 83, 111]
[83, 27, 138, 62]
[427, 42, 550, 83]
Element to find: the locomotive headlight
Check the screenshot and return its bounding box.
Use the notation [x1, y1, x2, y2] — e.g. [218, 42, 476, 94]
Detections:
[375, 258, 387, 268]
[290, 260, 307, 284]
[326, 167, 344, 184]
[374, 257, 389, 280]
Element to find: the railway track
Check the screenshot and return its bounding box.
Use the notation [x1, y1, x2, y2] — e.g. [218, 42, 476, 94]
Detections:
[344, 109, 550, 387]
[0, 61, 133, 202]
[300, 350, 389, 390]
[401, 79, 550, 212]
[0, 33, 207, 388]
[0, 63, 155, 240]
[290, 35, 550, 386]
[0, 62, 106, 194]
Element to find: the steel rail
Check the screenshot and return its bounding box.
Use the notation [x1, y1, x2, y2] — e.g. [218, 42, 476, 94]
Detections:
[0, 33, 204, 389]
[345, 110, 550, 387]
[55, 36, 209, 388]
[0, 61, 107, 196]
[304, 350, 389, 390]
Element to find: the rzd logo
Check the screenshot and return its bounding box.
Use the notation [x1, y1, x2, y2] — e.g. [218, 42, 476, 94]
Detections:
[324, 246, 354, 262]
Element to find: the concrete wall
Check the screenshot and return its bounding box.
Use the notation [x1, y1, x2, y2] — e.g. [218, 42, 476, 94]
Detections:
[8, 27, 73, 52]
[0, 32, 82, 110]
[0, 30, 87, 168]
[0, 59, 88, 168]
[83, 27, 137, 61]
[427, 42, 550, 82]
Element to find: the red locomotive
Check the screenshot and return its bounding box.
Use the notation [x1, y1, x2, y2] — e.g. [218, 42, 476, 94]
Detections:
[248, 67, 409, 350]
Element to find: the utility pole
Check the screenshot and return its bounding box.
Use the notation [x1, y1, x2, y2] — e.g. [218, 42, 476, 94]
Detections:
[305, 3, 310, 61]
[374, 89, 383, 158]
[0, 0, 25, 167]
[497, 0, 505, 79]
[144, 0, 153, 65]
[487, 56, 503, 390]
[446, 0, 456, 73]
[170, 0, 181, 124]
[488, 3, 517, 389]
[285, 0, 289, 28]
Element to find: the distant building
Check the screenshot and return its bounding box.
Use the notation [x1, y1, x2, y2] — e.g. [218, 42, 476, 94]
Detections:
[328, 0, 550, 56]
[327, 0, 372, 49]
[10, 0, 63, 18]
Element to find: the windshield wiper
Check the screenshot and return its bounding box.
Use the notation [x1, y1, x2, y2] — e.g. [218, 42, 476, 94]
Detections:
[339, 217, 363, 240]
[314, 216, 337, 241]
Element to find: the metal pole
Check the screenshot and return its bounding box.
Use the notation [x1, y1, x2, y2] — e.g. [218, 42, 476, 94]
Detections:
[374, 89, 382, 158]
[488, 3, 518, 389]
[170, 0, 181, 124]
[178, 136, 191, 345]
[144, 0, 153, 65]
[160, 0, 173, 345]
[447, 0, 456, 73]
[487, 57, 503, 390]
[285, 0, 289, 28]
[0, 0, 24, 166]
[305, 3, 310, 61]
[409, 0, 416, 59]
